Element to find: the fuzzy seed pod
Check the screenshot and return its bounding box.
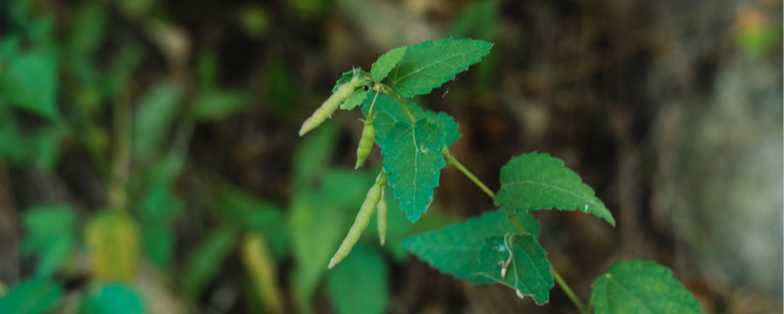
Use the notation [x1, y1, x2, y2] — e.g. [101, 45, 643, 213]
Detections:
[377, 188, 387, 246]
[354, 118, 375, 169]
[299, 75, 363, 136]
[328, 173, 386, 268]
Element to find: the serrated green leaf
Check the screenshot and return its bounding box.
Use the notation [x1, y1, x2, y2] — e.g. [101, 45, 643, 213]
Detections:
[404, 209, 540, 283]
[370, 47, 407, 82]
[0, 278, 62, 314]
[0, 49, 58, 119]
[477, 235, 553, 304]
[590, 260, 703, 314]
[339, 89, 367, 111]
[79, 284, 146, 314]
[363, 94, 460, 222]
[21, 204, 76, 276]
[497, 152, 615, 225]
[385, 38, 492, 97]
[327, 245, 388, 314]
[181, 227, 237, 299]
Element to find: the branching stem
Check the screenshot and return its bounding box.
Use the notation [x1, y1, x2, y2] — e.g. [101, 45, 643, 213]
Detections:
[442, 148, 589, 314]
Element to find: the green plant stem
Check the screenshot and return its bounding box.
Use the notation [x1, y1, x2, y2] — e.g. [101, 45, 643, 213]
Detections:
[553, 269, 589, 314]
[442, 149, 496, 199]
[442, 148, 589, 314]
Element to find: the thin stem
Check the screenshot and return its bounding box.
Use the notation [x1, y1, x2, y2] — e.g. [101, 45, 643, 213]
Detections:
[442, 149, 496, 199]
[553, 269, 589, 314]
[442, 148, 589, 314]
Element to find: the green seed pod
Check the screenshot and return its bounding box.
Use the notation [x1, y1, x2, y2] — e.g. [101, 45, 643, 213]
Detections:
[328, 173, 386, 268]
[354, 118, 375, 169]
[377, 188, 387, 246]
[299, 75, 364, 136]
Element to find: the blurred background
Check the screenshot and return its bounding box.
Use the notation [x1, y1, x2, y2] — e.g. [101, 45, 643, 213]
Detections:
[0, 0, 782, 313]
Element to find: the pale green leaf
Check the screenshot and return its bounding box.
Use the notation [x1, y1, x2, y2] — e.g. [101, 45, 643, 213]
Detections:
[404, 209, 540, 283]
[497, 152, 615, 225]
[590, 260, 704, 314]
[21, 204, 76, 276]
[181, 227, 237, 299]
[80, 284, 146, 314]
[364, 94, 460, 222]
[386, 38, 492, 97]
[339, 89, 367, 111]
[370, 47, 407, 82]
[191, 90, 249, 121]
[477, 235, 553, 304]
[327, 245, 388, 314]
[132, 81, 182, 162]
[289, 193, 349, 314]
[0, 278, 62, 314]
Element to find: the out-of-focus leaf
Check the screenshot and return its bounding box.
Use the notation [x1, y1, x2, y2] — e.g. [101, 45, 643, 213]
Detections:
[21, 204, 76, 276]
[449, 0, 499, 40]
[85, 211, 140, 283]
[242, 233, 283, 314]
[132, 81, 182, 162]
[0, 49, 58, 119]
[25, 125, 66, 171]
[191, 90, 249, 122]
[240, 5, 269, 38]
[289, 194, 349, 314]
[182, 227, 238, 299]
[137, 156, 184, 270]
[105, 45, 143, 98]
[80, 283, 146, 314]
[497, 152, 615, 225]
[321, 169, 376, 211]
[327, 245, 388, 314]
[66, 2, 107, 58]
[0, 278, 62, 314]
[289, 0, 331, 18]
[264, 59, 299, 115]
[216, 186, 289, 259]
[0, 112, 26, 162]
[292, 123, 337, 187]
[590, 260, 704, 314]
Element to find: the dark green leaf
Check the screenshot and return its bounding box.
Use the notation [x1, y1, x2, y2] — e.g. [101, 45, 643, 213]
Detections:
[590, 260, 704, 314]
[385, 38, 492, 97]
[0, 49, 58, 119]
[404, 209, 540, 283]
[132, 81, 182, 162]
[192, 90, 249, 121]
[364, 94, 460, 222]
[477, 234, 553, 304]
[497, 152, 615, 225]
